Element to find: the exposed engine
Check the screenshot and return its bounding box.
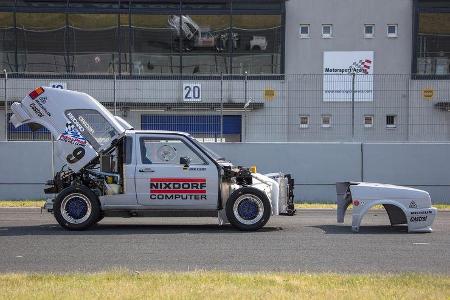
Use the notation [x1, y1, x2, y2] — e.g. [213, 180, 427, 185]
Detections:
[222, 165, 253, 186]
[45, 141, 124, 197]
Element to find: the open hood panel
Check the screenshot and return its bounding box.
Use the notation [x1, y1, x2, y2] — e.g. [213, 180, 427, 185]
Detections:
[10, 87, 128, 172]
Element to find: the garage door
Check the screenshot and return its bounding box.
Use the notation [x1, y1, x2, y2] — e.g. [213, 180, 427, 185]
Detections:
[141, 115, 242, 142]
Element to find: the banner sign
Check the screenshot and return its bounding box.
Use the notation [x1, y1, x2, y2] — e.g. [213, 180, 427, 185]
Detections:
[323, 51, 374, 102]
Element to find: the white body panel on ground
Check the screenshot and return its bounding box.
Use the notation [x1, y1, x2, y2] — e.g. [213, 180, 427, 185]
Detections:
[336, 182, 437, 233]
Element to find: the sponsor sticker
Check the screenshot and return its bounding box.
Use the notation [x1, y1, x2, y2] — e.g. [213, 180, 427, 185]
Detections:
[29, 103, 44, 117]
[35, 96, 51, 117]
[78, 115, 95, 134]
[411, 210, 433, 215]
[410, 216, 427, 222]
[149, 178, 207, 200]
[189, 167, 207, 171]
[409, 201, 417, 209]
[65, 111, 101, 150]
[38, 96, 47, 104]
[66, 112, 85, 133]
[58, 123, 87, 147]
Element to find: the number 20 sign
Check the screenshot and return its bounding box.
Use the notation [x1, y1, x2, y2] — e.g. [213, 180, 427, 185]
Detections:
[183, 83, 201, 102]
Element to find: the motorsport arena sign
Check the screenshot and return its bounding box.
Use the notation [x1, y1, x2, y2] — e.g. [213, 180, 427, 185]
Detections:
[323, 51, 374, 102]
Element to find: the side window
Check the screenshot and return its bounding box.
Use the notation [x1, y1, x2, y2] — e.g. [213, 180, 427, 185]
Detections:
[139, 137, 206, 165]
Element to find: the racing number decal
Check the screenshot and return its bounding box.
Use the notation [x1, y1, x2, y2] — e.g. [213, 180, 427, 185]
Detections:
[66, 147, 85, 164]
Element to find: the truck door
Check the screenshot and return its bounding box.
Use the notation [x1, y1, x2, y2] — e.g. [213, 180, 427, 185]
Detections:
[135, 134, 219, 210]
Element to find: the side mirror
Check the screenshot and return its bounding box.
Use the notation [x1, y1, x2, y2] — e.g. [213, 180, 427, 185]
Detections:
[180, 156, 191, 167]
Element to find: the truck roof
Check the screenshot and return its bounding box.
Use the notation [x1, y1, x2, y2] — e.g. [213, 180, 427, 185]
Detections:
[128, 130, 191, 136]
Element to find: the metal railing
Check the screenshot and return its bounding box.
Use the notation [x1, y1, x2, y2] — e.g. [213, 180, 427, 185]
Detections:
[1, 71, 449, 143]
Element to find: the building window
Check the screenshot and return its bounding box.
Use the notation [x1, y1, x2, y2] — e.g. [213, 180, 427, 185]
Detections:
[386, 115, 396, 128]
[299, 115, 309, 128]
[321, 115, 331, 127]
[141, 115, 242, 142]
[67, 13, 119, 73]
[15, 12, 67, 72]
[364, 24, 375, 38]
[132, 13, 181, 74]
[364, 115, 374, 128]
[232, 14, 282, 74]
[322, 24, 332, 38]
[414, 4, 450, 75]
[0, 4, 285, 75]
[387, 24, 398, 38]
[299, 24, 310, 38]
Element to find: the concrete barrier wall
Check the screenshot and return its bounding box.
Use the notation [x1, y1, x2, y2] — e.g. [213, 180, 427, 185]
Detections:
[0, 141, 449, 203]
[0, 142, 54, 199]
[362, 143, 450, 203]
[205, 142, 362, 202]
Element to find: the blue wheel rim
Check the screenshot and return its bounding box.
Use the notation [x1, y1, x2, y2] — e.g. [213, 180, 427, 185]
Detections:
[237, 199, 259, 220]
[65, 197, 88, 219]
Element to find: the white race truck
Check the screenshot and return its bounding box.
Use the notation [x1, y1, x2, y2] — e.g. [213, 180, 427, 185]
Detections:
[10, 87, 295, 231]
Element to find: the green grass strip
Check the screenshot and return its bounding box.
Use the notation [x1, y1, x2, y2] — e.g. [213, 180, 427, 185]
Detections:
[0, 271, 448, 300]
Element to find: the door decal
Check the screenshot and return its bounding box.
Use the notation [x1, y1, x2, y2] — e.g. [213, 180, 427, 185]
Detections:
[149, 178, 207, 200]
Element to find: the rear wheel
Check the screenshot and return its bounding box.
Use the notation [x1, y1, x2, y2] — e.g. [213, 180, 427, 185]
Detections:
[226, 187, 271, 231]
[54, 185, 101, 230]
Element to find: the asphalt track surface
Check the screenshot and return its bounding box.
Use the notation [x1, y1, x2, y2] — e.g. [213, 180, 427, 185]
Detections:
[0, 208, 449, 273]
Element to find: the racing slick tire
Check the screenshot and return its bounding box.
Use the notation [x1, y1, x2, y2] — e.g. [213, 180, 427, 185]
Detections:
[226, 187, 271, 231]
[53, 185, 101, 231]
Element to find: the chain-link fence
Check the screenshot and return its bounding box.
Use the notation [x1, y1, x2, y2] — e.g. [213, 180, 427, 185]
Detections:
[1, 72, 449, 142]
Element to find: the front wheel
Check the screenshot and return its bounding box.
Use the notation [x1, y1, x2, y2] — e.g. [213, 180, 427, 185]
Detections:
[226, 187, 271, 231]
[53, 185, 101, 230]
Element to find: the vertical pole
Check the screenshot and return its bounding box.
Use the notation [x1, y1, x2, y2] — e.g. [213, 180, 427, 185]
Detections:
[360, 142, 364, 182]
[351, 72, 355, 141]
[179, 0, 183, 75]
[113, 72, 117, 115]
[229, 1, 233, 74]
[220, 72, 224, 142]
[406, 75, 410, 141]
[51, 137, 55, 177]
[244, 71, 248, 142]
[4, 69, 7, 141]
[117, 11, 121, 75]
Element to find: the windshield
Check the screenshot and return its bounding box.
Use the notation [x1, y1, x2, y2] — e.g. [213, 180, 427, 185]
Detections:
[189, 136, 226, 161]
[65, 109, 118, 151]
